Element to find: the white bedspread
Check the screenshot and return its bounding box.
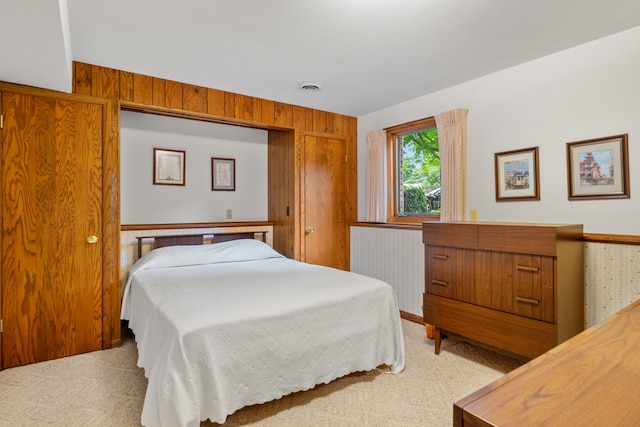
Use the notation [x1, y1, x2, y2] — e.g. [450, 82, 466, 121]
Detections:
[121, 240, 405, 426]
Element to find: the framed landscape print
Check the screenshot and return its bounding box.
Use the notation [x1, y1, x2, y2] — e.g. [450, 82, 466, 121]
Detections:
[566, 134, 629, 200]
[494, 146, 540, 201]
[153, 148, 185, 186]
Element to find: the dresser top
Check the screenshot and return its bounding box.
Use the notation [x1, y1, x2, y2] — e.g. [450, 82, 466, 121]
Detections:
[423, 221, 583, 255]
[423, 220, 582, 228]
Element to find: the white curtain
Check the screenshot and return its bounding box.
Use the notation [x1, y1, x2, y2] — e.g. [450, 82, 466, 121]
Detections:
[435, 109, 468, 221]
[366, 129, 386, 222]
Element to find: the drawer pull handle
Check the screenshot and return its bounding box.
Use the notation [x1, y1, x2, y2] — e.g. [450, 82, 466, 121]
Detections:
[432, 279, 448, 286]
[433, 254, 449, 260]
[517, 296, 540, 305]
[517, 265, 539, 272]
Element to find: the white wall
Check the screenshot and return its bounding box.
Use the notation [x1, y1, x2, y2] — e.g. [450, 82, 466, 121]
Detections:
[120, 111, 268, 224]
[358, 26, 640, 235]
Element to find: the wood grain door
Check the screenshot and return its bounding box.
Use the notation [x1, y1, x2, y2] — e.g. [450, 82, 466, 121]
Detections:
[302, 135, 348, 270]
[1, 91, 104, 368]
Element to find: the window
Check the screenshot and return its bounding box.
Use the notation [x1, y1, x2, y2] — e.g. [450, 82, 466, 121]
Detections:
[385, 117, 440, 223]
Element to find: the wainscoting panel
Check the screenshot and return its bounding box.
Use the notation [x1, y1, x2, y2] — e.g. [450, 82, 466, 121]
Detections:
[350, 227, 424, 316]
[584, 242, 640, 327]
[351, 226, 640, 329]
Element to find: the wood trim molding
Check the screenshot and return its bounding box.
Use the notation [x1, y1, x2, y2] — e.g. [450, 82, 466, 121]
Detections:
[120, 101, 273, 131]
[583, 233, 640, 245]
[351, 221, 422, 231]
[121, 221, 273, 231]
[400, 310, 423, 324]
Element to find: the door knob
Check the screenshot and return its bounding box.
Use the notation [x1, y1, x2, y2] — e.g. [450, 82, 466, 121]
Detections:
[87, 235, 99, 244]
[306, 227, 315, 233]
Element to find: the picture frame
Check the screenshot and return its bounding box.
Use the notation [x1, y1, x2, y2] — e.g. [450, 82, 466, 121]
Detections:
[153, 148, 185, 186]
[494, 146, 540, 201]
[566, 134, 629, 200]
[212, 157, 236, 191]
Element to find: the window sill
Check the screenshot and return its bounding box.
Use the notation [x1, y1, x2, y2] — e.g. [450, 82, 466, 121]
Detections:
[351, 222, 422, 230]
[387, 215, 440, 225]
[351, 215, 440, 230]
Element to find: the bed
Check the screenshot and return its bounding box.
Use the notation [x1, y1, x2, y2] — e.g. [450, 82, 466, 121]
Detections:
[121, 236, 405, 426]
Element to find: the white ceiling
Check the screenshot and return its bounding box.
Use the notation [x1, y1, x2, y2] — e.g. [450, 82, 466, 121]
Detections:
[2, 0, 640, 117]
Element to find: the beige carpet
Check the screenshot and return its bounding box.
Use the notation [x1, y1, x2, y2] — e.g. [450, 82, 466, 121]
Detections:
[0, 320, 522, 426]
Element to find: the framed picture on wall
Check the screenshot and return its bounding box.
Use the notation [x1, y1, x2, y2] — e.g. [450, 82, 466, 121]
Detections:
[212, 157, 236, 191]
[566, 134, 629, 200]
[494, 146, 540, 201]
[153, 148, 186, 186]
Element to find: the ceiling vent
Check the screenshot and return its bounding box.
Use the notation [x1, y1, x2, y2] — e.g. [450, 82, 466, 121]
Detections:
[298, 82, 322, 91]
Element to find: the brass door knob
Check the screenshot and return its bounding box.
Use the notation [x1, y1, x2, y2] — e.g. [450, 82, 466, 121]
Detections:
[87, 235, 99, 244]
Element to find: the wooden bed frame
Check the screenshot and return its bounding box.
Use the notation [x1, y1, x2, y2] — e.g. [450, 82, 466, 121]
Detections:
[135, 231, 267, 259]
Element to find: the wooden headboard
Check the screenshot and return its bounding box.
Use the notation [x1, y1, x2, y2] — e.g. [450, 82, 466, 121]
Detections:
[136, 231, 267, 259]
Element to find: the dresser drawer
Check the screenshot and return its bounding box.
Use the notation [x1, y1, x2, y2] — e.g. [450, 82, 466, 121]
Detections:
[425, 245, 475, 302]
[474, 251, 554, 322]
[511, 254, 555, 323]
[423, 294, 558, 360]
[478, 224, 558, 256]
[423, 222, 477, 249]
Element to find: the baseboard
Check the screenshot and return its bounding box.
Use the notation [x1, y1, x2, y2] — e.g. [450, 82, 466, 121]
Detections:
[400, 310, 423, 324]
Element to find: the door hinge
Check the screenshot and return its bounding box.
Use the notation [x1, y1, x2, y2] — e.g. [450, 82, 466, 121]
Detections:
[0, 114, 3, 129]
[0, 319, 3, 333]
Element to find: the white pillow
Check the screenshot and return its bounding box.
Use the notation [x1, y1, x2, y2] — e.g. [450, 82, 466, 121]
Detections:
[121, 239, 283, 320]
[133, 239, 282, 272]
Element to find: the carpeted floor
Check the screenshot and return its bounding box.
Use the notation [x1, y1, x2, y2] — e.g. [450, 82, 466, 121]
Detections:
[0, 320, 522, 426]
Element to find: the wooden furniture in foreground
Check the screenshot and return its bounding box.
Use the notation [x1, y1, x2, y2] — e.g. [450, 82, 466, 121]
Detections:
[454, 298, 640, 426]
[136, 231, 267, 259]
[422, 221, 584, 361]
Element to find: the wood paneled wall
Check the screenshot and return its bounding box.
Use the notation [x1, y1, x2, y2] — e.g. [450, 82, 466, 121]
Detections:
[72, 62, 356, 134]
[268, 130, 297, 258]
[72, 61, 358, 263]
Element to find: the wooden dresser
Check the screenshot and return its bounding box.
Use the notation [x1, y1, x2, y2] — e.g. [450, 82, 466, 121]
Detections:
[422, 221, 584, 360]
[454, 299, 640, 426]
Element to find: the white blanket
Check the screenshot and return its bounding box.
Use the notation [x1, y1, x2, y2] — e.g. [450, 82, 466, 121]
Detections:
[121, 240, 405, 426]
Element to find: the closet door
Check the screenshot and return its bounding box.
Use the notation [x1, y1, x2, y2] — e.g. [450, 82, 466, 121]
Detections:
[1, 90, 104, 368]
[302, 135, 348, 270]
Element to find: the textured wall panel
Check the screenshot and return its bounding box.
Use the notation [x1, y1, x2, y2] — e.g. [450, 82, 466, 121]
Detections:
[584, 242, 640, 327]
[350, 227, 424, 315]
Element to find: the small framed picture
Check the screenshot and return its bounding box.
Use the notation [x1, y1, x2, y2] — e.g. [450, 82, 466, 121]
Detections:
[566, 134, 629, 200]
[494, 147, 540, 201]
[153, 148, 185, 186]
[212, 158, 236, 191]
